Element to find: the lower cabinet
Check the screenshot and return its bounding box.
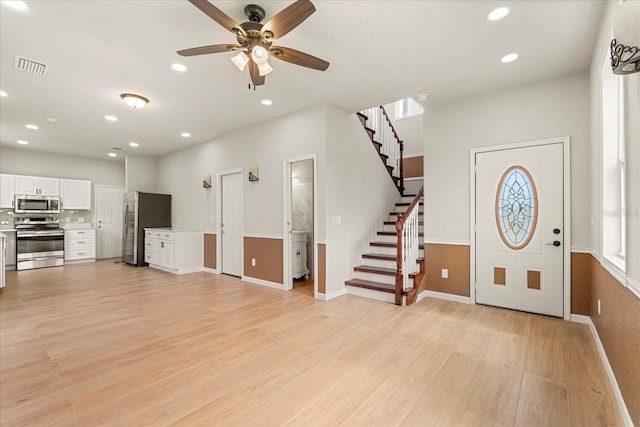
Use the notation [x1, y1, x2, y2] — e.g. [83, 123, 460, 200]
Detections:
[64, 229, 96, 262]
[144, 229, 202, 274]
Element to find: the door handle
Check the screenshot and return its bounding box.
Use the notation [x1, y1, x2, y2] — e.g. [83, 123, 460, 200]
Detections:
[546, 241, 561, 247]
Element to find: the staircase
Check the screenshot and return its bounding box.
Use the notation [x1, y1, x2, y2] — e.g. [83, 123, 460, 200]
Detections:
[357, 107, 404, 195]
[345, 189, 425, 306]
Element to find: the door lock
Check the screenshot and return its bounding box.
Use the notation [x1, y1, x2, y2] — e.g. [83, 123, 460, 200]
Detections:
[546, 240, 561, 247]
[553, 228, 561, 234]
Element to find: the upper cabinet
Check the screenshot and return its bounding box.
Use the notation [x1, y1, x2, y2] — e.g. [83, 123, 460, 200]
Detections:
[60, 179, 92, 210]
[0, 174, 15, 208]
[14, 175, 60, 196]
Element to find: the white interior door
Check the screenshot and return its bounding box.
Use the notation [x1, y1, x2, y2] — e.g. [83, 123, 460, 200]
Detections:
[95, 185, 125, 259]
[475, 143, 564, 317]
[221, 173, 242, 277]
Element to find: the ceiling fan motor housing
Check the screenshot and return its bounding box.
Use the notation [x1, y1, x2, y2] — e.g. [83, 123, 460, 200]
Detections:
[244, 4, 266, 23]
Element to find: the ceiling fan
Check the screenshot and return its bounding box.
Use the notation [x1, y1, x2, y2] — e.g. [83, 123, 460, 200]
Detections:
[178, 0, 330, 88]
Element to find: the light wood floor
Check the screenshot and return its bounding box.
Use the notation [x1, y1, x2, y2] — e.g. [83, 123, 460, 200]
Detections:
[0, 260, 623, 426]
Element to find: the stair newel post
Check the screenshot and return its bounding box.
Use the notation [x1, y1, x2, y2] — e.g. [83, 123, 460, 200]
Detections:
[395, 212, 404, 306]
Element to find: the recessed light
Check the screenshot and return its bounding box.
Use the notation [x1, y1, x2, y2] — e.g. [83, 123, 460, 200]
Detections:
[129, 142, 139, 147]
[261, 99, 273, 106]
[105, 115, 118, 122]
[417, 93, 429, 101]
[487, 7, 509, 21]
[181, 132, 191, 138]
[0, 90, 7, 97]
[501, 53, 519, 63]
[17, 140, 28, 145]
[120, 93, 149, 109]
[46, 117, 57, 122]
[108, 153, 117, 157]
[172, 63, 187, 72]
[25, 124, 39, 130]
[1, 1, 28, 11]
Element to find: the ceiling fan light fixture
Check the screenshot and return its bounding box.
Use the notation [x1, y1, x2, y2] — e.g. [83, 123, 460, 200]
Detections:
[231, 52, 249, 71]
[257, 61, 273, 76]
[120, 93, 149, 109]
[251, 45, 269, 65]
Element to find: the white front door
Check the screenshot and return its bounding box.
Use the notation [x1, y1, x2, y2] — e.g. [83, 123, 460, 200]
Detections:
[475, 143, 564, 317]
[95, 185, 125, 259]
[221, 173, 242, 277]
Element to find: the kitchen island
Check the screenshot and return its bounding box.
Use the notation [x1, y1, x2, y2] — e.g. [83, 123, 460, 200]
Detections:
[144, 228, 202, 275]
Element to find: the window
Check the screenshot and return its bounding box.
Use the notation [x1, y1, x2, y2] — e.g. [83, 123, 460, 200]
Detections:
[601, 54, 626, 272]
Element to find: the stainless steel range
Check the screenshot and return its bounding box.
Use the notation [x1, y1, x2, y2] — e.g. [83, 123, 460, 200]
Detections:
[15, 216, 64, 270]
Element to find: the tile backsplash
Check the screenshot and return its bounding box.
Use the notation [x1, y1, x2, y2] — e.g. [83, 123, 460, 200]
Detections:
[0, 209, 91, 227]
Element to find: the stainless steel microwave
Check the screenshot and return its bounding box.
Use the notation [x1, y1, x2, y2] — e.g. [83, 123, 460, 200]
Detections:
[14, 195, 61, 214]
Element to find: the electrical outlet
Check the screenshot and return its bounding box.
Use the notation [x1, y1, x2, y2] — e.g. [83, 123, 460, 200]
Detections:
[251, 258, 256, 267]
[598, 299, 601, 315]
[442, 269, 448, 279]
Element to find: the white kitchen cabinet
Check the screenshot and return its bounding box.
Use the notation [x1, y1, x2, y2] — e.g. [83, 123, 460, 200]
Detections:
[144, 228, 202, 274]
[0, 174, 15, 208]
[60, 179, 91, 210]
[15, 175, 60, 196]
[64, 229, 96, 262]
[291, 231, 309, 279]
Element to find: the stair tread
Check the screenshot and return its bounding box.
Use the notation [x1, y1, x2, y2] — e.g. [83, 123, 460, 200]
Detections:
[370, 241, 425, 249]
[345, 278, 396, 294]
[390, 211, 423, 215]
[395, 202, 423, 206]
[377, 231, 424, 236]
[383, 221, 424, 225]
[354, 265, 396, 276]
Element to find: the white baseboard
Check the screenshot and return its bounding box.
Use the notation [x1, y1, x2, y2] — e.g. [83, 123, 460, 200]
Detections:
[315, 288, 348, 301]
[149, 265, 201, 275]
[202, 267, 219, 274]
[570, 315, 633, 426]
[241, 276, 284, 290]
[420, 290, 471, 304]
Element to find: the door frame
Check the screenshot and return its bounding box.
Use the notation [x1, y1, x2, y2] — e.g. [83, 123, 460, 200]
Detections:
[469, 137, 571, 320]
[93, 184, 125, 259]
[282, 153, 318, 295]
[217, 169, 244, 277]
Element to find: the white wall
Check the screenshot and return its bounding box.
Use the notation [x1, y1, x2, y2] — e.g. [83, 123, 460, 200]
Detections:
[155, 105, 327, 238]
[0, 146, 125, 186]
[393, 114, 423, 156]
[324, 104, 400, 296]
[424, 72, 591, 248]
[125, 154, 157, 194]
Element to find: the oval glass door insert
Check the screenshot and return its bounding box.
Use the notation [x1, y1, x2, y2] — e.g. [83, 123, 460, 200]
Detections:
[495, 165, 538, 250]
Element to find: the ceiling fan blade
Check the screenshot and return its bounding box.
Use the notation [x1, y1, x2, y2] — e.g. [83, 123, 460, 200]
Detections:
[249, 58, 266, 86]
[187, 0, 246, 37]
[177, 44, 240, 57]
[270, 46, 329, 71]
[261, 0, 316, 39]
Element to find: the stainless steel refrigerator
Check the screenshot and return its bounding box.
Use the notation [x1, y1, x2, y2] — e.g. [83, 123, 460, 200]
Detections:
[122, 192, 172, 266]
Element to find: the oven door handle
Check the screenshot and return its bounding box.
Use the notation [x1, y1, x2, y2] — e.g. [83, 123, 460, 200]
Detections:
[17, 231, 64, 237]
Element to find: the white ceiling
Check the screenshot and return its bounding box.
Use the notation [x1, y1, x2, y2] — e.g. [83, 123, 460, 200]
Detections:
[0, 0, 605, 162]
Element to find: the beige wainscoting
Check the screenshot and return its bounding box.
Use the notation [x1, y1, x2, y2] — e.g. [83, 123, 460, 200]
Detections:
[424, 243, 470, 297]
[243, 237, 283, 284]
[203, 233, 216, 269]
[317, 243, 326, 294]
[402, 155, 424, 178]
[589, 256, 640, 423]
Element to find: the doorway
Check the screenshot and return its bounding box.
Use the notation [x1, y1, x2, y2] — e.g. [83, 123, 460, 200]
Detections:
[94, 185, 125, 259]
[283, 155, 317, 296]
[471, 138, 571, 318]
[218, 170, 243, 277]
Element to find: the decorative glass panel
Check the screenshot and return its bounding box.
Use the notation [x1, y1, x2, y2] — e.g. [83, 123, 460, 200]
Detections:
[495, 166, 538, 250]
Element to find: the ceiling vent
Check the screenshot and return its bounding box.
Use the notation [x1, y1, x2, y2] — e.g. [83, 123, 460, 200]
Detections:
[14, 55, 49, 76]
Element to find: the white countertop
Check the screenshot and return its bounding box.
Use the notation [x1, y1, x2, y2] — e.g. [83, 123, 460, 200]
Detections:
[0, 228, 16, 232]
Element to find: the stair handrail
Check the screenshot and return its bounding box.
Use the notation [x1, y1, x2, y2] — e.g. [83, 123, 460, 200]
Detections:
[394, 186, 424, 305]
[358, 106, 405, 195]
